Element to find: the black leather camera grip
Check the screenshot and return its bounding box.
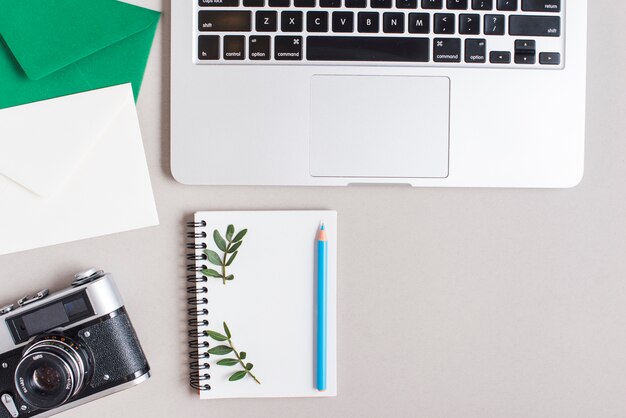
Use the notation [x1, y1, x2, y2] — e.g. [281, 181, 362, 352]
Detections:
[78, 311, 150, 389]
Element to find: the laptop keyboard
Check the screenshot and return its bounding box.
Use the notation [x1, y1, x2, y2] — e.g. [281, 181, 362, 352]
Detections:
[195, 0, 564, 68]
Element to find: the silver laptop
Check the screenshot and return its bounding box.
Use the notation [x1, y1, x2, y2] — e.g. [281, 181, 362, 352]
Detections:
[171, 0, 587, 187]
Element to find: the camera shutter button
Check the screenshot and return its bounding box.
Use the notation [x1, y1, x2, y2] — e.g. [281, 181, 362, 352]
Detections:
[1, 393, 19, 417]
[72, 268, 105, 287]
[0, 305, 14, 316]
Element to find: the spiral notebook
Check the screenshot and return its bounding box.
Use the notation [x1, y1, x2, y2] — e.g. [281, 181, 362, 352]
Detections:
[186, 210, 338, 399]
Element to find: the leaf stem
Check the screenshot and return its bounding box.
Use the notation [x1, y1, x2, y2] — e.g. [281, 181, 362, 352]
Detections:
[227, 338, 260, 384]
[221, 241, 231, 285]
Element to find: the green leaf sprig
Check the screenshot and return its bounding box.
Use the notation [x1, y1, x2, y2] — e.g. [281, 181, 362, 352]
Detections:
[202, 225, 247, 285]
[206, 322, 260, 384]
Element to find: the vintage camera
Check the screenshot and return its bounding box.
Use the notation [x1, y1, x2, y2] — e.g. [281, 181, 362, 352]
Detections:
[0, 269, 150, 418]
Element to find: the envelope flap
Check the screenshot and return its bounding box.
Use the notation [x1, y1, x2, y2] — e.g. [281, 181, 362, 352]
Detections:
[0, 0, 160, 81]
[0, 84, 131, 197]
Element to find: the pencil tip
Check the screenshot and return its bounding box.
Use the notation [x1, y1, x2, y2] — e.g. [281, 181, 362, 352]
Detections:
[320, 221, 325, 231]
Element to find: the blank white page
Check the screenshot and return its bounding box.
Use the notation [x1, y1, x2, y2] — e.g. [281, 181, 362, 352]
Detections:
[193, 210, 337, 399]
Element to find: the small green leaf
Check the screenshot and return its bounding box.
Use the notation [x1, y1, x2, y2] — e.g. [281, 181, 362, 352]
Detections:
[223, 322, 231, 338]
[240, 352, 247, 360]
[225, 275, 234, 281]
[202, 268, 222, 278]
[232, 229, 248, 243]
[229, 371, 247, 381]
[216, 359, 239, 366]
[228, 241, 242, 253]
[225, 251, 238, 266]
[213, 230, 227, 252]
[245, 363, 253, 371]
[226, 225, 235, 241]
[203, 249, 223, 266]
[207, 345, 233, 355]
[204, 330, 227, 341]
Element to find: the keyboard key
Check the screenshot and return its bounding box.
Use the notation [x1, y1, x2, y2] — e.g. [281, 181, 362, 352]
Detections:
[489, 50, 511, 63]
[539, 52, 560, 65]
[249, 35, 271, 59]
[509, 15, 560, 37]
[447, 0, 468, 10]
[496, 0, 516, 10]
[459, 14, 479, 34]
[308, 11, 329, 32]
[345, 0, 367, 6]
[282, 11, 303, 32]
[294, 0, 316, 5]
[408, 13, 430, 33]
[514, 39, 535, 63]
[472, 0, 492, 9]
[464, 38, 486, 63]
[433, 38, 461, 62]
[256, 11, 277, 31]
[514, 39, 535, 52]
[383, 13, 404, 33]
[422, 0, 443, 9]
[243, 0, 264, 5]
[275, 36, 303, 60]
[371, 0, 392, 8]
[522, 0, 560, 12]
[358, 12, 379, 32]
[434, 13, 455, 34]
[199, 0, 239, 6]
[484, 14, 505, 35]
[307, 36, 429, 61]
[514, 52, 534, 64]
[198, 35, 219, 60]
[332, 12, 354, 32]
[320, 0, 341, 6]
[223, 35, 245, 60]
[396, 0, 417, 8]
[269, 0, 290, 6]
[198, 11, 252, 31]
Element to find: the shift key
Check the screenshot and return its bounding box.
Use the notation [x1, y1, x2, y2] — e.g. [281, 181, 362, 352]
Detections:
[198, 11, 252, 31]
[509, 15, 560, 37]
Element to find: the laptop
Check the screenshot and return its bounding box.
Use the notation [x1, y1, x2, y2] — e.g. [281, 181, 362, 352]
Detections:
[171, 0, 587, 187]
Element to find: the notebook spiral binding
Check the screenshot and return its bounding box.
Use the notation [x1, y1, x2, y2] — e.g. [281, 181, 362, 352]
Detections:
[186, 220, 212, 391]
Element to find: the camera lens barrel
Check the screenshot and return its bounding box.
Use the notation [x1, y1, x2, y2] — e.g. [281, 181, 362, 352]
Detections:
[14, 336, 90, 410]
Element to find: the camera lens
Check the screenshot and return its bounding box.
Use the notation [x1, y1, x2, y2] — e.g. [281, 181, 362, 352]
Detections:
[33, 366, 62, 392]
[14, 336, 91, 410]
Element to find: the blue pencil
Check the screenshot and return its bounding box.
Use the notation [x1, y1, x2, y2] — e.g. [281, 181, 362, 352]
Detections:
[316, 222, 328, 391]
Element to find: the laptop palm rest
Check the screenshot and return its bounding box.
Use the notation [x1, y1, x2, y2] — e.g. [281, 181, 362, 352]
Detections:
[310, 75, 450, 179]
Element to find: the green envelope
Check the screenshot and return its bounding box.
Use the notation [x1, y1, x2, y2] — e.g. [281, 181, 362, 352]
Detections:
[0, 0, 160, 109]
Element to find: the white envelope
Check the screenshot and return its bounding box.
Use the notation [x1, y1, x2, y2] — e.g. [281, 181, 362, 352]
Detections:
[0, 84, 159, 256]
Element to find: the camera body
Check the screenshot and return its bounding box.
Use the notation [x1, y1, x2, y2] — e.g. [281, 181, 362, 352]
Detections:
[0, 269, 150, 418]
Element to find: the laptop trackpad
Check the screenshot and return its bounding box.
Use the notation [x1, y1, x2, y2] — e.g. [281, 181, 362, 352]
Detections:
[310, 75, 450, 178]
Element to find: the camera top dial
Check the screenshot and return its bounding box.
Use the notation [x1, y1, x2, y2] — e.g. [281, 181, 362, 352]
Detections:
[71, 269, 106, 288]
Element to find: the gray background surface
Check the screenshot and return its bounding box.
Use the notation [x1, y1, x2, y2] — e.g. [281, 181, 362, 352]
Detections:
[1, 2, 624, 417]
